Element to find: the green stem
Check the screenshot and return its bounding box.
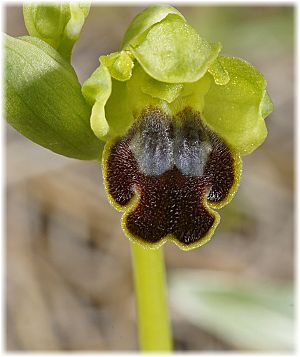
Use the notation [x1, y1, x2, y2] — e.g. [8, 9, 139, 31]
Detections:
[131, 243, 173, 352]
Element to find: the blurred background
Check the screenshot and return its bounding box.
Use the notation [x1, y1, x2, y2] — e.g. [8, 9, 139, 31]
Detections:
[5, 4, 294, 352]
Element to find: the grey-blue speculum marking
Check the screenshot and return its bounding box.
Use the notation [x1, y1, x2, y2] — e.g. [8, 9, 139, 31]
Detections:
[130, 107, 212, 177]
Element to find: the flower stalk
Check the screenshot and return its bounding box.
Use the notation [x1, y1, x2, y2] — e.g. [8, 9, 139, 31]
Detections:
[131, 243, 172, 351]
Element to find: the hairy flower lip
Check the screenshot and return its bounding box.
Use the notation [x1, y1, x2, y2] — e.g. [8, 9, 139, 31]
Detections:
[102, 106, 242, 250]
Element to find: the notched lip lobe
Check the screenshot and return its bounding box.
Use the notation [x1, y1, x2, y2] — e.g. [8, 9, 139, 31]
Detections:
[102, 106, 240, 249]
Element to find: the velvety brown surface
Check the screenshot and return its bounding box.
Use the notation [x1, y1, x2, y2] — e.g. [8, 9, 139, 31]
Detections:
[105, 107, 236, 246]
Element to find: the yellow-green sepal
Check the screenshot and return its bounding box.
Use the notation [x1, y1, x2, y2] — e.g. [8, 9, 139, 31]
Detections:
[203, 56, 273, 155]
[129, 15, 221, 83]
[4, 34, 103, 160]
[23, 2, 90, 62]
[122, 4, 185, 49]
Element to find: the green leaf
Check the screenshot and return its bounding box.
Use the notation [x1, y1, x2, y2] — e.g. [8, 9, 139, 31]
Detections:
[203, 56, 272, 155]
[5, 34, 102, 160]
[122, 4, 185, 49]
[170, 270, 294, 351]
[23, 2, 90, 62]
[129, 16, 221, 83]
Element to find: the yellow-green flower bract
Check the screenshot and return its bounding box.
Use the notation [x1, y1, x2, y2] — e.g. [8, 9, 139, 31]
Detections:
[5, 34, 103, 160]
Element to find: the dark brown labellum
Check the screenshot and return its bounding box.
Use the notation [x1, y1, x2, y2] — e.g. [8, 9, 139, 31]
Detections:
[103, 106, 241, 250]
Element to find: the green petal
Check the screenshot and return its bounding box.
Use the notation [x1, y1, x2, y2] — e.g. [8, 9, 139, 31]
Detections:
[105, 79, 134, 139]
[4, 34, 103, 160]
[100, 51, 134, 81]
[122, 4, 185, 49]
[129, 16, 221, 83]
[23, 2, 90, 62]
[203, 56, 272, 155]
[260, 91, 273, 118]
[208, 58, 230, 85]
[82, 64, 112, 139]
[82, 63, 134, 141]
